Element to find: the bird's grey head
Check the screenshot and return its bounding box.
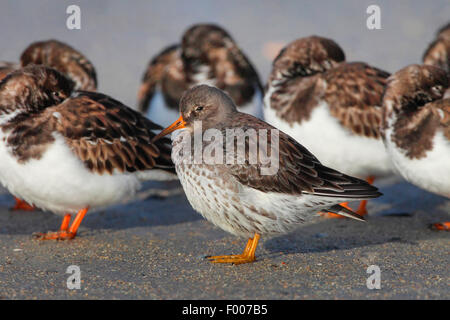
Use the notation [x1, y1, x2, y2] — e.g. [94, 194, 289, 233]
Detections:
[179, 84, 237, 131]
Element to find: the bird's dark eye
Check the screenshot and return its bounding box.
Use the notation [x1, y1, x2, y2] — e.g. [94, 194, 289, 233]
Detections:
[195, 106, 204, 112]
[51, 91, 60, 99]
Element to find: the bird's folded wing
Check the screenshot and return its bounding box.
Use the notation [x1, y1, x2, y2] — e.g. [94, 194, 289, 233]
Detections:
[324, 62, 389, 139]
[51, 91, 174, 174]
[224, 117, 381, 199]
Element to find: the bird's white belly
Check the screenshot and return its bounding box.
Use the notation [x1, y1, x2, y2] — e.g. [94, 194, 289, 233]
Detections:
[264, 100, 393, 179]
[0, 133, 142, 215]
[176, 162, 345, 238]
[384, 128, 450, 198]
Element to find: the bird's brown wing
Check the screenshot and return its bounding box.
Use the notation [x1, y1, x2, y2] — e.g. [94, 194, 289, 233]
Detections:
[323, 62, 389, 139]
[137, 44, 183, 113]
[224, 114, 381, 199]
[51, 91, 174, 175]
[267, 74, 326, 125]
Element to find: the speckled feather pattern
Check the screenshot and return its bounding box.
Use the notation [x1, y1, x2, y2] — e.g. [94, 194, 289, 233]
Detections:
[264, 36, 393, 178]
[171, 106, 380, 238]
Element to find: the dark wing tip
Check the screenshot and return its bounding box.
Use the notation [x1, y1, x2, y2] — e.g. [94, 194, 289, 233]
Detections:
[327, 204, 366, 222]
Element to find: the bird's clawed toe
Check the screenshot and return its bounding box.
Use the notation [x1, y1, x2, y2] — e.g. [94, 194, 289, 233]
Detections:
[206, 254, 256, 265]
[431, 222, 450, 231]
[33, 230, 76, 240]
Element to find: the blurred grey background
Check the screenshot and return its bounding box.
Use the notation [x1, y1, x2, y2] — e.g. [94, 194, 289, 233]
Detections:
[0, 1, 448, 108]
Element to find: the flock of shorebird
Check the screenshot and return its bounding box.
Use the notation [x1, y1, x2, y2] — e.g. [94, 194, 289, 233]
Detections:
[0, 23, 448, 264]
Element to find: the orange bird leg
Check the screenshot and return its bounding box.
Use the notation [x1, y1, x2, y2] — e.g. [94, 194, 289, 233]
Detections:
[60, 214, 72, 231]
[11, 197, 36, 211]
[320, 176, 375, 218]
[34, 208, 88, 240]
[207, 234, 260, 265]
[431, 222, 450, 231]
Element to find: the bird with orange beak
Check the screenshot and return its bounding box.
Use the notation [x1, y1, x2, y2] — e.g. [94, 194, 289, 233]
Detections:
[153, 85, 381, 264]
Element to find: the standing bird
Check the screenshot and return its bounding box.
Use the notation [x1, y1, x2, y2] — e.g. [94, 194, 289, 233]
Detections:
[423, 22, 450, 98]
[1, 39, 97, 91]
[0, 39, 98, 211]
[0, 65, 176, 240]
[263, 36, 393, 217]
[153, 85, 381, 264]
[381, 64, 450, 231]
[137, 23, 263, 127]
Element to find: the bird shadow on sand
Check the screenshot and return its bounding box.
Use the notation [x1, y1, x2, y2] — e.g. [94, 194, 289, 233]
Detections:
[0, 180, 201, 236]
[263, 181, 449, 257]
[0, 180, 448, 252]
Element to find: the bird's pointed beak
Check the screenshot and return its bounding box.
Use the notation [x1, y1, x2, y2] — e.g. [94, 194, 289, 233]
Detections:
[152, 115, 186, 142]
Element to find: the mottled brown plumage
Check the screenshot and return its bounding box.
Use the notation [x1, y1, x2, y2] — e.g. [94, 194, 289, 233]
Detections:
[264, 36, 393, 218]
[138, 44, 186, 111]
[137, 24, 262, 114]
[20, 40, 97, 91]
[423, 23, 450, 74]
[324, 63, 389, 138]
[267, 74, 325, 127]
[0, 62, 19, 81]
[0, 64, 74, 116]
[268, 36, 345, 83]
[0, 65, 176, 240]
[0, 40, 97, 92]
[222, 113, 382, 199]
[0, 65, 173, 175]
[382, 64, 449, 159]
[381, 64, 450, 202]
[267, 36, 389, 139]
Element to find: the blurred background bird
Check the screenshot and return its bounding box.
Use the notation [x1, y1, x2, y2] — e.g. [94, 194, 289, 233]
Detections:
[137, 23, 264, 127]
[0, 39, 98, 211]
[423, 22, 450, 98]
[381, 64, 450, 231]
[263, 36, 394, 218]
[0, 65, 177, 240]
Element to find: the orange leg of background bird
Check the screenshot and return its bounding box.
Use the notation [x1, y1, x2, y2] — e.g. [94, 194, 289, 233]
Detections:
[207, 234, 260, 265]
[321, 176, 375, 218]
[431, 222, 450, 231]
[34, 208, 88, 240]
[60, 214, 72, 231]
[11, 197, 36, 211]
